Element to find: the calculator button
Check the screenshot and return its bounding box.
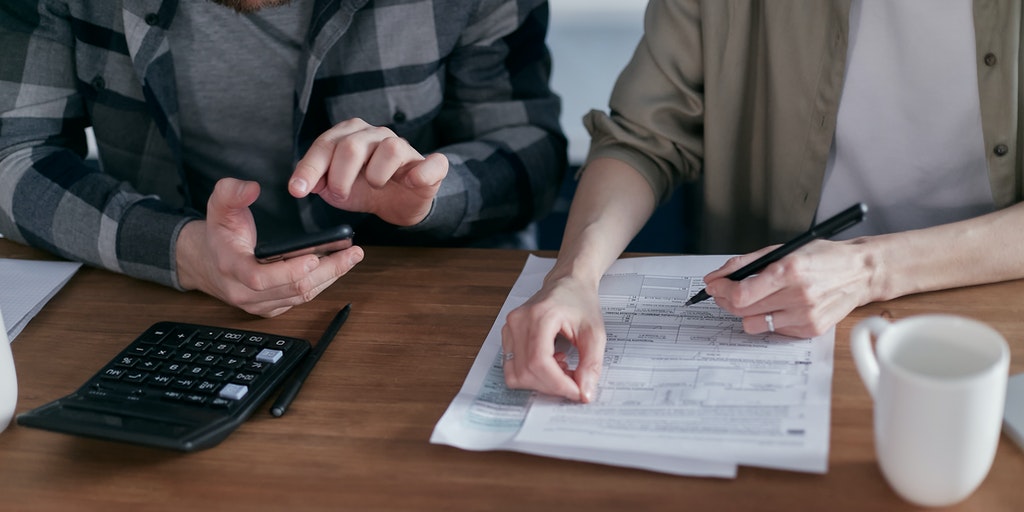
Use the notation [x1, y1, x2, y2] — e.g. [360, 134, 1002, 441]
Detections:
[100, 367, 126, 380]
[126, 345, 151, 357]
[195, 328, 223, 340]
[243, 334, 267, 346]
[137, 360, 161, 372]
[255, 348, 283, 364]
[151, 347, 174, 359]
[220, 357, 245, 369]
[184, 339, 211, 351]
[207, 368, 235, 381]
[138, 327, 171, 344]
[161, 362, 185, 374]
[160, 390, 185, 401]
[174, 351, 201, 363]
[209, 342, 233, 354]
[231, 372, 258, 385]
[245, 360, 268, 373]
[210, 397, 232, 408]
[221, 331, 245, 343]
[123, 371, 149, 383]
[231, 345, 258, 358]
[182, 394, 208, 405]
[185, 365, 209, 377]
[197, 354, 221, 366]
[164, 328, 194, 346]
[266, 338, 293, 351]
[115, 355, 140, 367]
[219, 383, 248, 401]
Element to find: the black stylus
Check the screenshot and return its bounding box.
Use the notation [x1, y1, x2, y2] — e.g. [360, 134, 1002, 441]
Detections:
[684, 203, 868, 306]
[270, 303, 351, 417]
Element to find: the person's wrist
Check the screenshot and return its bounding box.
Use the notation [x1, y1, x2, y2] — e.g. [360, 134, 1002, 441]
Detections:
[175, 220, 204, 291]
[851, 235, 891, 304]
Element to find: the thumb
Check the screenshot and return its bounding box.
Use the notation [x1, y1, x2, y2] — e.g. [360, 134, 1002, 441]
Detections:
[573, 325, 606, 403]
[404, 153, 448, 188]
[208, 178, 260, 230]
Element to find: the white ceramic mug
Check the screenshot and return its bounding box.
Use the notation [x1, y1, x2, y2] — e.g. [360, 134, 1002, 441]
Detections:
[851, 314, 1009, 507]
[0, 307, 17, 433]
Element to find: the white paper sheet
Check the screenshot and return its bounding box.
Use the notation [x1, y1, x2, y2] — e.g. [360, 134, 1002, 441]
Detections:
[0, 258, 82, 341]
[431, 254, 834, 477]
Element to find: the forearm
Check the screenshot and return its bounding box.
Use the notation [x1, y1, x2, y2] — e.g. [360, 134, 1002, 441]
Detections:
[545, 157, 658, 288]
[862, 202, 1024, 302]
[0, 146, 195, 288]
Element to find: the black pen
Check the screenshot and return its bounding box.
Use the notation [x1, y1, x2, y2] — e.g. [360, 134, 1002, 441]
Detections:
[270, 303, 351, 417]
[684, 203, 868, 306]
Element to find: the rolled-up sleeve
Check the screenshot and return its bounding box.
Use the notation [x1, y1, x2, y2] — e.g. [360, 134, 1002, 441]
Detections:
[582, 0, 704, 206]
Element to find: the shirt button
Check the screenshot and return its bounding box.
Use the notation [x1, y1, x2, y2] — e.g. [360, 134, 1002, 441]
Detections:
[91, 76, 106, 90]
[984, 53, 998, 66]
[392, 110, 407, 123]
[994, 144, 1009, 157]
[145, 13, 160, 26]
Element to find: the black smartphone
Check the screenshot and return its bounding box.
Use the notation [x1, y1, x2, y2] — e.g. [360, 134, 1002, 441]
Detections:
[254, 225, 354, 264]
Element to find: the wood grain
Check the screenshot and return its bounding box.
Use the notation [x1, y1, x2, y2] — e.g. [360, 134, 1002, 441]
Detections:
[2, 240, 1023, 511]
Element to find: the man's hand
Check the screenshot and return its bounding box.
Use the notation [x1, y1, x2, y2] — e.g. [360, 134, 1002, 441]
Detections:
[176, 178, 364, 317]
[288, 118, 448, 226]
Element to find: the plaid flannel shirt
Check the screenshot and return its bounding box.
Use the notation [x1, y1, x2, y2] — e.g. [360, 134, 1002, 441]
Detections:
[0, 0, 566, 288]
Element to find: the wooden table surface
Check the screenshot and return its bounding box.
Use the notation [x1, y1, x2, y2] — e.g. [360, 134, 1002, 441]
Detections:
[2, 240, 1023, 511]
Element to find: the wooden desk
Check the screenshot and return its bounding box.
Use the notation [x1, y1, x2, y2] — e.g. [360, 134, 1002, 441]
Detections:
[2, 240, 1023, 511]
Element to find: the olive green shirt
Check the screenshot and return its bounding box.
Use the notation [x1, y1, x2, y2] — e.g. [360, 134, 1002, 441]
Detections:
[583, 0, 1022, 253]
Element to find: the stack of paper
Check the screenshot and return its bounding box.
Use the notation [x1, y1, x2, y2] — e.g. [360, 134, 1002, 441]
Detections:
[0, 258, 82, 341]
[431, 255, 834, 478]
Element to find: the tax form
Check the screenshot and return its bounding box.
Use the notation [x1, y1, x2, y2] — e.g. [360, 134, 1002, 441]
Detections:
[431, 254, 833, 477]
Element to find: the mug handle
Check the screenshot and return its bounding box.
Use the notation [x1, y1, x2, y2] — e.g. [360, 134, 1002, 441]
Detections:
[850, 316, 891, 399]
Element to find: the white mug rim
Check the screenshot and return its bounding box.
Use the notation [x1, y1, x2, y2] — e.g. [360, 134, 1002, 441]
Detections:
[875, 314, 1009, 386]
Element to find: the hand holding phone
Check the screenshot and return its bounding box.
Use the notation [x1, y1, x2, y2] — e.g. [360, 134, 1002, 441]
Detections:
[254, 225, 354, 264]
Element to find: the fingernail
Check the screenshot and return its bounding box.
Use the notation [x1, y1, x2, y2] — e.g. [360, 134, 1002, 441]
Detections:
[290, 178, 308, 195]
[581, 381, 596, 402]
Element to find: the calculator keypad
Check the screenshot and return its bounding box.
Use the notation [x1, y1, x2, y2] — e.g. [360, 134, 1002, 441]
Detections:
[17, 321, 311, 451]
[89, 323, 305, 409]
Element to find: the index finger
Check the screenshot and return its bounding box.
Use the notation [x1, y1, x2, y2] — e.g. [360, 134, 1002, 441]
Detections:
[289, 119, 373, 198]
[704, 244, 779, 281]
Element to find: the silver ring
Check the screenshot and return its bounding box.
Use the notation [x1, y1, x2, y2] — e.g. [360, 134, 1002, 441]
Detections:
[503, 352, 515, 362]
[765, 313, 775, 333]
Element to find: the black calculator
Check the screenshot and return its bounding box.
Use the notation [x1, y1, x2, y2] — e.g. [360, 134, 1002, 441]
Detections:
[17, 321, 310, 451]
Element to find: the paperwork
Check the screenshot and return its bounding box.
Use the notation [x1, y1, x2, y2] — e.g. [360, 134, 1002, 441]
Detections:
[0, 258, 81, 341]
[430, 254, 834, 477]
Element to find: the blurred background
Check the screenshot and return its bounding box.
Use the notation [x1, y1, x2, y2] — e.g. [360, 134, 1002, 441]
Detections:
[540, 0, 689, 253]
